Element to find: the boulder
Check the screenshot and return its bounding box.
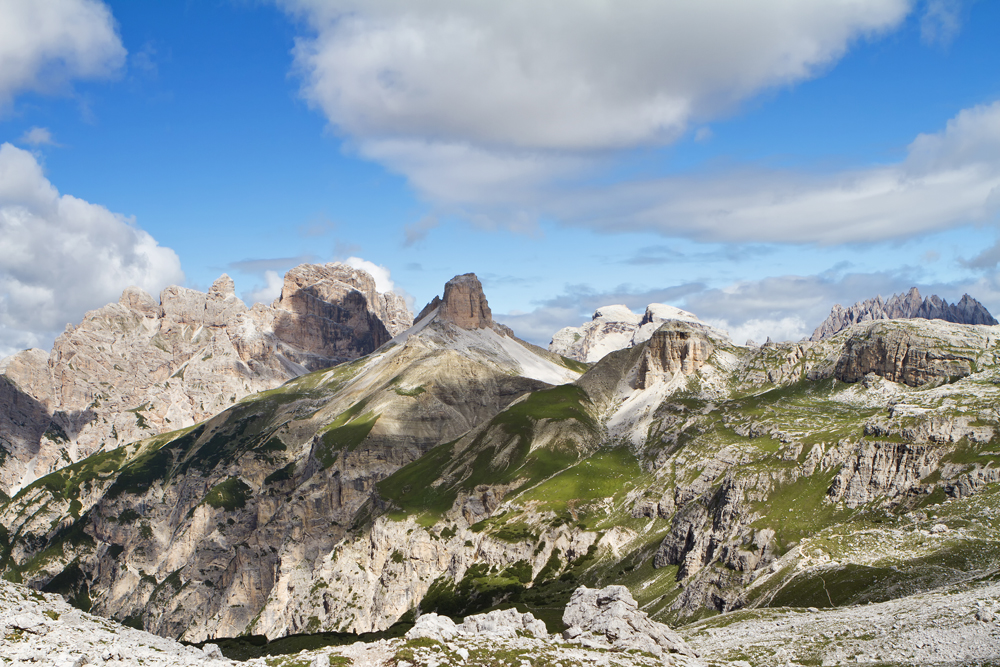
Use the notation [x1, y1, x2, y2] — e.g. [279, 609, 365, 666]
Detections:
[459, 608, 548, 638]
[407, 608, 548, 643]
[406, 613, 459, 642]
[562, 585, 697, 658]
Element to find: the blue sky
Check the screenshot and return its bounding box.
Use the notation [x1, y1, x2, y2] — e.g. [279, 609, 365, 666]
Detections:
[1, 0, 999, 355]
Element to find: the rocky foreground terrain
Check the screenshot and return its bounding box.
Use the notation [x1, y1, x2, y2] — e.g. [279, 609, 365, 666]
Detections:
[5, 273, 1000, 666]
[6, 572, 1000, 666]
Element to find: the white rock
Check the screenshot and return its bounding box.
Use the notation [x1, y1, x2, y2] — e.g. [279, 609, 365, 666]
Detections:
[202, 643, 224, 659]
[407, 613, 459, 642]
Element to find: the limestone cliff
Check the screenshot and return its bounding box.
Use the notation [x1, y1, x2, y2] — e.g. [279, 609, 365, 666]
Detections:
[0, 264, 412, 495]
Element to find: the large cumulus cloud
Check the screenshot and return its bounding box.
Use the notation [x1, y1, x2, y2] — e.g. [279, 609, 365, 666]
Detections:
[0, 0, 125, 108]
[284, 0, 909, 150]
[0, 143, 183, 356]
[278, 1, 1000, 242]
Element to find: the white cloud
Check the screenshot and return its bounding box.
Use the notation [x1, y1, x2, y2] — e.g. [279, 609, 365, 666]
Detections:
[248, 270, 285, 305]
[0, 0, 126, 108]
[921, 0, 964, 46]
[566, 100, 1000, 243]
[704, 317, 809, 345]
[343, 256, 395, 293]
[286, 0, 909, 150]
[0, 143, 184, 357]
[411, 100, 1000, 245]
[19, 127, 56, 146]
[279, 1, 1000, 245]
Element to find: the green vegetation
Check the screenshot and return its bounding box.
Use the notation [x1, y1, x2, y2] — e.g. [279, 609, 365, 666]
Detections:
[419, 561, 535, 618]
[264, 462, 296, 486]
[393, 385, 426, 397]
[517, 446, 644, 514]
[204, 477, 252, 511]
[317, 403, 380, 468]
[559, 356, 591, 374]
[380, 384, 598, 525]
[16, 446, 128, 503]
[42, 422, 69, 443]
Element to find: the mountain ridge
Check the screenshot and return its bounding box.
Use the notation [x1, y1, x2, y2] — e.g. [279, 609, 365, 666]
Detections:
[0, 263, 412, 496]
[811, 286, 997, 340]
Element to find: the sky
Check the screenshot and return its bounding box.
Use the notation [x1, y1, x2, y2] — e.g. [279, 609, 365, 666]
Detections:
[1, 0, 999, 357]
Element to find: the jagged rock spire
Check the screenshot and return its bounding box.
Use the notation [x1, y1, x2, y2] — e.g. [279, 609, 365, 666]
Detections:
[811, 288, 998, 340]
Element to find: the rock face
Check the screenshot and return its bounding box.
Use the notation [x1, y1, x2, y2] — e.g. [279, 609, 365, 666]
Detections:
[271, 264, 407, 368]
[827, 441, 940, 508]
[811, 287, 998, 340]
[636, 322, 715, 389]
[562, 586, 696, 659]
[436, 273, 494, 329]
[830, 321, 977, 386]
[0, 264, 412, 495]
[550, 303, 704, 363]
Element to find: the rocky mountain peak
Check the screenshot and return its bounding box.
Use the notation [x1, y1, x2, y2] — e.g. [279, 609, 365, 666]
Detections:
[811, 287, 998, 340]
[550, 302, 710, 363]
[437, 273, 493, 329]
[118, 285, 159, 317]
[0, 262, 413, 495]
[592, 304, 641, 324]
[635, 321, 715, 389]
[208, 273, 236, 298]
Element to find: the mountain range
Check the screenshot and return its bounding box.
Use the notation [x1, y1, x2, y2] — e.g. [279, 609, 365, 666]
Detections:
[810, 286, 997, 340]
[3, 267, 1000, 666]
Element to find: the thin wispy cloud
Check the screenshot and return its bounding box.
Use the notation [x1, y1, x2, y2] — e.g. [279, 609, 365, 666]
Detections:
[18, 127, 57, 146]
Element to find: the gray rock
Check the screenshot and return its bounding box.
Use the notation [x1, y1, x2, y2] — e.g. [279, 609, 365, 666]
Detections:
[201, 643, 224, 659]
[408, 608, 548, 643]
[811, 287, 997, 341]
[406, 613, 459, 642]
[562, 585, 697, 657]
[460, 608, 548, 638]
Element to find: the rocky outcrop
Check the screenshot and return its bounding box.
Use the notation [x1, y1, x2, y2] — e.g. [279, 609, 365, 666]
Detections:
[831, 322, 977, 386]
[811, 287, 997, 341]
[636, 322, 715, 389]
[550, 304, 704, 363]
[435, 273, 493, 329]
[271, 264, 405, 367]
[0, 264, 412, 495]
[562, 586, 697, 659]
[0, 578, 229, 666]
[827, 441, 941, 508]
[408, 608, 549, 642]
